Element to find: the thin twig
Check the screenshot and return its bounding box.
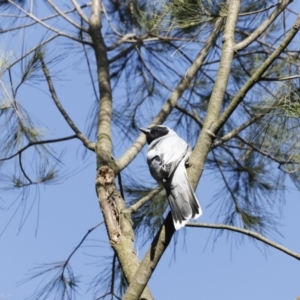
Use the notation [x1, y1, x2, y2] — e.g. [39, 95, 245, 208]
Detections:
[8, 35, 59, 69]
[62, 222, 104, 273]
[186, 222, 300, 261]
[89, 0, 113, 156]
[235, 135, 294, 165]
[212, 151, 240, 210]
[0, 135, 78, 161]
[8, 0, 89, 44]
[40, 57, 95, 151]
[46, 0, 88, 32]
[175, 105, 204, 127]
[108, 44, 136, 64]
[0, 5, 88, 34]
[123, 187, 163, 214]
[212, 114, 263, 148]
[80, 25, 98, 102]
[238, 3, 278, 17]
[260, 74, 300, 81]
[106, 34, 138, 51]
[19, 153, 33, 184]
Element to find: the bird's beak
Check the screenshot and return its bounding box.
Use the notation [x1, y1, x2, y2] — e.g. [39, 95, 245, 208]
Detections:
[139, 127, 150, 134]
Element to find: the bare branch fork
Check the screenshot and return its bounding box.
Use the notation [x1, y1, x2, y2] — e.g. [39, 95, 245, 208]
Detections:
[187, 223, 300, 261]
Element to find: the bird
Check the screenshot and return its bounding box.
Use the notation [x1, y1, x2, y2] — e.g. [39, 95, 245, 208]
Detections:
[139, 125, 202, 230]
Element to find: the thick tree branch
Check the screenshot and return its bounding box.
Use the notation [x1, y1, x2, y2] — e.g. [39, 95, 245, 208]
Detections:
[89, 0, 114, 163]
[90, 2, 153, 299]
[188, 0, 240, 190]
[186, 222, 300, 261]
[214, 13, 300, 133]
[40, 57, 95, 151]
[122, 213, 175, 300]
[235, 0, 292, 51]
[96, 167, 154, 300]
[117, 17, 224, 172]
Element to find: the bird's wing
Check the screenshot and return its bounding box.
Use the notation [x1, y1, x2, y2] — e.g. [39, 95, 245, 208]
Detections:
[147, 134, 190, 181]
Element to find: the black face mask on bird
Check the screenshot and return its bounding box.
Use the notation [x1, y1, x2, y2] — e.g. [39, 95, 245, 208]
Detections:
[139, 125, 202, 230]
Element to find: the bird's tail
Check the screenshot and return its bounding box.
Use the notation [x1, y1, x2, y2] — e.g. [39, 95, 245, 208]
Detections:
[163, 161, 202, 230]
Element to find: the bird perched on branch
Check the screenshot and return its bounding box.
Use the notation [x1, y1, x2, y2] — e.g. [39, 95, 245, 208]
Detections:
[139, 125, 202, 230]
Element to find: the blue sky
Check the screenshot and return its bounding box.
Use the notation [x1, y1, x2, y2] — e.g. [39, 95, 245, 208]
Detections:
[1, 1, 300, 300]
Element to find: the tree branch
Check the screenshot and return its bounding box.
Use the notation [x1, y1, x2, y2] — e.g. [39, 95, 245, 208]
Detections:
[186, 222, 300, 261]
[39, 57, 95, 151]
[117, 17, 224, 172]
[188, 0, 240, 189]
[90, 1, 154, 298]
[89, 0, 114, 163]
[260, 74, 300, 81]
[71, 0, 90, 24]
[122, 213, 175, 300]
[235, 0, 292, 51]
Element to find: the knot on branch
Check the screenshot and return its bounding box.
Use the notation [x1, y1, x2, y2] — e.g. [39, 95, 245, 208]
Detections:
[96, 166, 115, 186]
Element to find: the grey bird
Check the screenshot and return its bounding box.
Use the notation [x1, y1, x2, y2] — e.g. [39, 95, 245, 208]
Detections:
[139, 125, 202, 230]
